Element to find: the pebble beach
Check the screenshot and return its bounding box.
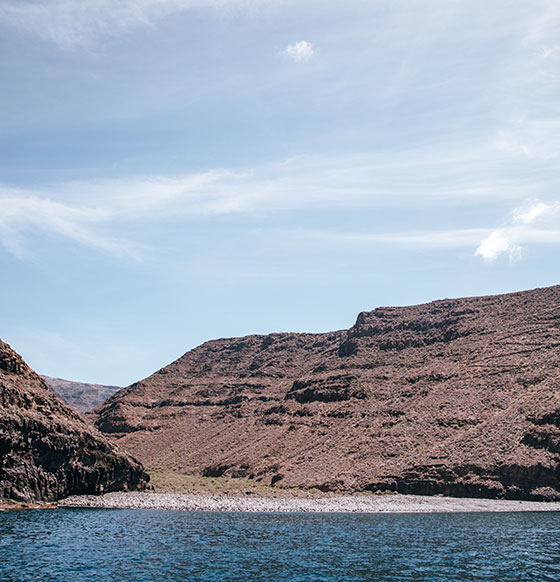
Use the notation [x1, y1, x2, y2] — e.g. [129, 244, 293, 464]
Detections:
[58, 492, 560, 513]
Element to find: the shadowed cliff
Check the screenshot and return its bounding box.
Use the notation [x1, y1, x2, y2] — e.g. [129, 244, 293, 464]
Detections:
[0, 340, 149, 502]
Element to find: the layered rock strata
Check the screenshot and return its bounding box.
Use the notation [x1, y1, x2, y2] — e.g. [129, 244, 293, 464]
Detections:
[93, 285, 560, 500]
[0, 340, 149, 502]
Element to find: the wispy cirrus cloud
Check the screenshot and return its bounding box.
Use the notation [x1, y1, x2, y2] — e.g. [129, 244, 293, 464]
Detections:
[0, 168, 248, 258]
[285, 225, 560, 252]
[0, 190, 138, 259]
[0, 0, 285, 48]
[1, 132, 559, 260]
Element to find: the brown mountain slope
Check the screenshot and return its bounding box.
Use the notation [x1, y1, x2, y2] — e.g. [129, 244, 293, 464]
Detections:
[93, 285, 560, 500]
[0, 340, 149, 502]
[42, 376, 121, 413]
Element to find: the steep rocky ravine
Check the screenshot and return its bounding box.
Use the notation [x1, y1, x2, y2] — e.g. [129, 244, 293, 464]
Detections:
[0, 340, 149, 502]
[93, 285, 560, 501]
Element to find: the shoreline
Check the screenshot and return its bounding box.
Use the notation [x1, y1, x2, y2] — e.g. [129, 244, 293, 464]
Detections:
[58, 491, 560, 514]
[0, 501, 57, 511]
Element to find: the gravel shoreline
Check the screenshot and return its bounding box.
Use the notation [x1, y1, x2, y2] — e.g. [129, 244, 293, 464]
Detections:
[58, 492, 560, 513]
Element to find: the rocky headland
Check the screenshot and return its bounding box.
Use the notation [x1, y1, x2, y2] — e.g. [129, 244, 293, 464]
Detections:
[92, 285, 560, 501]
[0, 340, 149, 502]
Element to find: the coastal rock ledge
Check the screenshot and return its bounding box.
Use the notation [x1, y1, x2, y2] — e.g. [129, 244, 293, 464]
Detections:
[0, 340, 149, 502]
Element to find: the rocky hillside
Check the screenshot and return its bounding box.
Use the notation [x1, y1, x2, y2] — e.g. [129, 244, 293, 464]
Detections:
[0, 340, 149, 502]
[43, 376, 121, 413]
[93, 285, 560, 501]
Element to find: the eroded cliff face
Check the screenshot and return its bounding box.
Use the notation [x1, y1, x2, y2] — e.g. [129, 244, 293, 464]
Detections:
[93, 285, 560, 500]
[0, 340, 149, 502]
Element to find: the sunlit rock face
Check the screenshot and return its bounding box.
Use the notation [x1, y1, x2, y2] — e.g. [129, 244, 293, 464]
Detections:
[93, 285, 560, 501]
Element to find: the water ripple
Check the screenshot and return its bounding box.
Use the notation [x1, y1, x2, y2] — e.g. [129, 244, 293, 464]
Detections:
[1, 509, 559, 581]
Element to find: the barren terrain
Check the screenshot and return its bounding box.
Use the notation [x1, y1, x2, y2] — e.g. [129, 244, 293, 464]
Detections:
[93, 285, 560, 500]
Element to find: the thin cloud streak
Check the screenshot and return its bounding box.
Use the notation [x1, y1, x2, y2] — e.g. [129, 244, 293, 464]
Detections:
[0, 0, 293, 48]
[283, 225, 560, 253]
[0, 190, 140, 259]
[1, 135, 559, 259]
[282, 227, 560, 249]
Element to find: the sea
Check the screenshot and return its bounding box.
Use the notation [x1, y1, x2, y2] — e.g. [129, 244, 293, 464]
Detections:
[1, 509, 559, 581]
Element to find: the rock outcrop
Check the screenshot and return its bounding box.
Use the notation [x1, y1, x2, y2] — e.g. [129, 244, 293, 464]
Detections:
[42, 376, 121, 413]
[0, 340, 149, 502]
[93, 285, 560, 501]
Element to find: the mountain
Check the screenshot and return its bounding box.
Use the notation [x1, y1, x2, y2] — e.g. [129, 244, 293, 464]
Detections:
[42, 376, 121, 413]
[93, 285, 560, 501]
[0, 340, 149, 502]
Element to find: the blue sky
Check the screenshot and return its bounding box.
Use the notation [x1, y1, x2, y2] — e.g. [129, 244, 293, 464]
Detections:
[1, 0, 559, 385]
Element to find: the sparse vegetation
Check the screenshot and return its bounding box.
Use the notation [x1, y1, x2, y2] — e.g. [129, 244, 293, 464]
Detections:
[147, 471, 278, 495]
[146, 470, 354, 498]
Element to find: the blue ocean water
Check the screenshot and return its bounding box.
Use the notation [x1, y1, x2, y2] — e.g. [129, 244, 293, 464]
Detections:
[1, 509, 559, 582]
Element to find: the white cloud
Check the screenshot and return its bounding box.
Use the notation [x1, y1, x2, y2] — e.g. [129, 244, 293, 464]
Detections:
[513, 200, 559, 224]
[475, 231, 523, 263]
[472, 197, 560, 263]
[270, 225, 560, 256]
[282, 40, 314, 62]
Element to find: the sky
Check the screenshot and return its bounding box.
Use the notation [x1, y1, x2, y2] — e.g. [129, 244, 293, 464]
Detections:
[1, 0, 559, 385]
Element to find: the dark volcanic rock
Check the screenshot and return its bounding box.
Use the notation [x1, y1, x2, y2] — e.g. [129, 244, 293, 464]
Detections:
[0, 340, 149, 502]
[42, 376, 122, 413]
[93, 285, 560, 500]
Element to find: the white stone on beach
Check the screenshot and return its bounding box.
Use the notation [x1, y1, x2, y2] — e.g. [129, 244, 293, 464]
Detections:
[58, 492, 560, 514]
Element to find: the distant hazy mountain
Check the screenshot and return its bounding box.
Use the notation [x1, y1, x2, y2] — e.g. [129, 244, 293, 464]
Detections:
[0, 340, 148, 502]
[43, 376, 122, 413]
[93, 285, 560, 501]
